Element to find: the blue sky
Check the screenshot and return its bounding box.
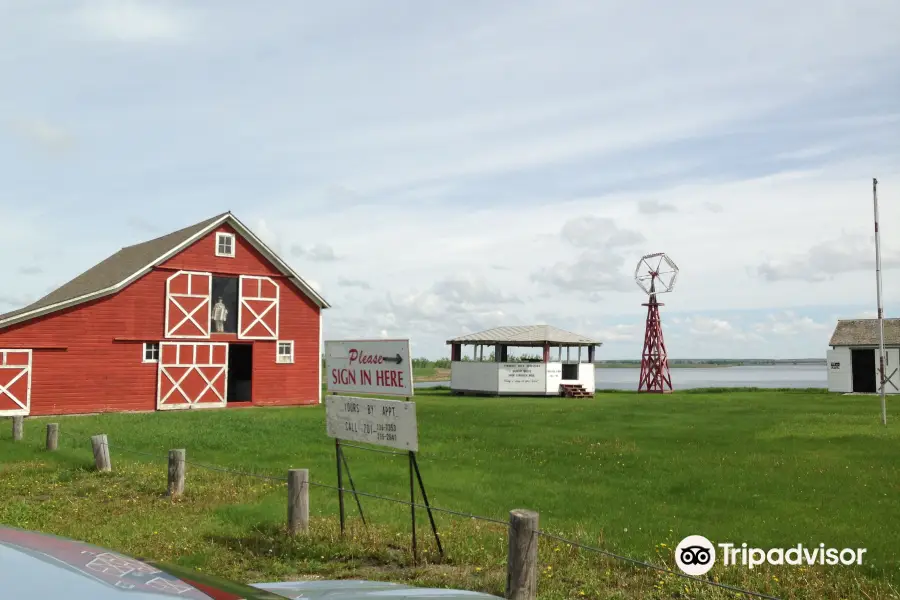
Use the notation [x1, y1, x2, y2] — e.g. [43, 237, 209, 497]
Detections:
[1, 0, 899, 359]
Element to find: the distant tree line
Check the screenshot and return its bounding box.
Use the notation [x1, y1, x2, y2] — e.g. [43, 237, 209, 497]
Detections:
[412, 353, 544, 367]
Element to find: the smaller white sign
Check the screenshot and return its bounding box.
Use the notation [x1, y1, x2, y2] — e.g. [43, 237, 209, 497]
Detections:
[499, 362, 546, 392]
[325, 339, 413, 397]
[325, 395, 418, 451]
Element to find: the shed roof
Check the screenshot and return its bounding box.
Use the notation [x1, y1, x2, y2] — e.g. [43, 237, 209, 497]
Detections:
[829, 318, 900, 346]
[0, 212, 330, 330]
[447, 325, 602, 347]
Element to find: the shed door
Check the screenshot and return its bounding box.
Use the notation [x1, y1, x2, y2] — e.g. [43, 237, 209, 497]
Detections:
[0, 350, 31, 416]
[165, 271, 212, 338]
[238, 276, 279, 339]
[157, 343, 228, 410]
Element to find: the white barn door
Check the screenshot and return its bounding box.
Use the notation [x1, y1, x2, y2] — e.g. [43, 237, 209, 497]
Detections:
[0, 350, 31, 416]
[157, 342, 228, 410]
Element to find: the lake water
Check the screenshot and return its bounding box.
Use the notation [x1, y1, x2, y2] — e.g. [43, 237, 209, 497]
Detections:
[415, 365, 827, 391]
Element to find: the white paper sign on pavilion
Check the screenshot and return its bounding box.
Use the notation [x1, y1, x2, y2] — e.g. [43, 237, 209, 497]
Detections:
[447, 325, 602, 398]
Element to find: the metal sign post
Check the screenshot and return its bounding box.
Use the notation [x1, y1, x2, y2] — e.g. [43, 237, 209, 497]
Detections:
[325, 395, 442, 563]
[873, 178, 887, 426]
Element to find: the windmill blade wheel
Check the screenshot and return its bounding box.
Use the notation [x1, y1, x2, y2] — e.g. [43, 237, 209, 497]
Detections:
[634, 252, 679, 295]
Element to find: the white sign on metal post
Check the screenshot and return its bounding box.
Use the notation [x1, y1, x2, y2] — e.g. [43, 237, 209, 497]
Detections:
[325, 339, 413, 397]
[326, 395, 418, 452]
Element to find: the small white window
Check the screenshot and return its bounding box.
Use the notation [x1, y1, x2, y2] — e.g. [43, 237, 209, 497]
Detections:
[215, 232, 235, 257]
[143, 342, 160, 363]
[277, 341, 294, 364]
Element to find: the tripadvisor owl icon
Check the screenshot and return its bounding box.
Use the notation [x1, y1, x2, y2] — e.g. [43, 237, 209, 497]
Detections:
[675, 535, 716, 576]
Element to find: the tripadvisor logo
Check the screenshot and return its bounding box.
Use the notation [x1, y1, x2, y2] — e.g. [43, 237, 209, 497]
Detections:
[674, 535, 867, 575]
[675, 535, 716, 576]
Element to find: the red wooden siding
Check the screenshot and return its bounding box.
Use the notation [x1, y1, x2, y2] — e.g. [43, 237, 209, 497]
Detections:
[0, 225, 321, 416]
[160, 224, 281, 277]
[251, 285, 320, 406]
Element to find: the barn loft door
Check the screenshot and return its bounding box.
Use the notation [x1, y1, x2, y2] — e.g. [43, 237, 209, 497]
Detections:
[0, 350, 31, 416]
[156, 343, 228, 410]
[165, 271, 212, 339]
[238, 276, 279, 340]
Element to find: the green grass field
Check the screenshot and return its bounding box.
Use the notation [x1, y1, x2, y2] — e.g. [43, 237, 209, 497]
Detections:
[2, 389, 898, 599]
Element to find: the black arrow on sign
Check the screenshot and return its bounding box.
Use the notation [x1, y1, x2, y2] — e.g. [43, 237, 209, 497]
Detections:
[381, 354, 403, 364]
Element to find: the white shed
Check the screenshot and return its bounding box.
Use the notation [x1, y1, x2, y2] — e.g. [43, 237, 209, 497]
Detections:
[827, 318, 900, 393]
[446, 325, 602, 397]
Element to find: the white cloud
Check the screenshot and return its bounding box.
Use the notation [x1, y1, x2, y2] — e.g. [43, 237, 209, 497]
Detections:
[757, 234, 900, 282]
[291, 243, 340, 262]
[337, 278, 371, 290]
[8, 119, 74, 154]
[595, 323, 642, 342]
[2, 0, 900, 360]
[74, 0, 188, 42]
[752, 312, 829, 336]
[637, 198, 677, 215]
[686, 316, 737, 337]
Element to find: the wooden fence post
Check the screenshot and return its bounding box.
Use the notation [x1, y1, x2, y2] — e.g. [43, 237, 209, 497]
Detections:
[506, 509, 539, 600]
[46, 423, 59, 451]
[288, 469, 309, 534]
[91, 434, 112, 472]
[12, 416, 23, 441]
[167, 449, 186, 497]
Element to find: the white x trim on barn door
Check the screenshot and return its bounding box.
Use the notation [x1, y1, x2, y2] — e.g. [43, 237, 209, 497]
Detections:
[168, 296, 209, 336]
[160, 364, 225, 405]
[156, 342, 228, 410]
[242, 301, 277, 338]
[0, 368, 27, 410]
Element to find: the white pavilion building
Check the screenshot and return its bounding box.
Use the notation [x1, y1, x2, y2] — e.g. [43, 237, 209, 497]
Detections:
[447, 325, 602, 397]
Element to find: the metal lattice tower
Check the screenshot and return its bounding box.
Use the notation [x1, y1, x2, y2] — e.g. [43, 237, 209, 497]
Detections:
[635, 253, 678, 393]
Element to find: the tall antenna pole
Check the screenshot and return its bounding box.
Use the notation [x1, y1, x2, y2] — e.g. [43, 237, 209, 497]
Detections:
[873, 177, 887, 426]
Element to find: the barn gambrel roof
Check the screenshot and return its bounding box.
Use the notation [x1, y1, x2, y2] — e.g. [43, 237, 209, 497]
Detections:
[0, 212, 329, 330]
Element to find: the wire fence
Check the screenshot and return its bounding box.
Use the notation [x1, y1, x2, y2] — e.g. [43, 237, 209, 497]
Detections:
[8, 424, 781, 600]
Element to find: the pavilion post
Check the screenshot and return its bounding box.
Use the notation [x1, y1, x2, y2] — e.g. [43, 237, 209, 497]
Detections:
[542, 344, 550, 362]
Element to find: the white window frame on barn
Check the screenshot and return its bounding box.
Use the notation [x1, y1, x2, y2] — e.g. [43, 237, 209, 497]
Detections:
[215, 232, 235, 258]
[277, 341, 294, 364]
[143, 342, 160, 363]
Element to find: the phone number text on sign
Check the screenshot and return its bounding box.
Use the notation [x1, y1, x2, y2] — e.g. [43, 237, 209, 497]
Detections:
[325, 395, 418, 452]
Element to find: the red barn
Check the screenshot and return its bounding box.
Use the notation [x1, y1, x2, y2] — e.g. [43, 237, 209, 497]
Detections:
[0, 212, 329, 417]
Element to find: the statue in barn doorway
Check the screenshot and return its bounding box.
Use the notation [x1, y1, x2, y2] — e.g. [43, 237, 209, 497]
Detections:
[212, 297, 228, 332]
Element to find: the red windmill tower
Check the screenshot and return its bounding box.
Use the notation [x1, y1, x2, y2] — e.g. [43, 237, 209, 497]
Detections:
[635, 252, 679, 393]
